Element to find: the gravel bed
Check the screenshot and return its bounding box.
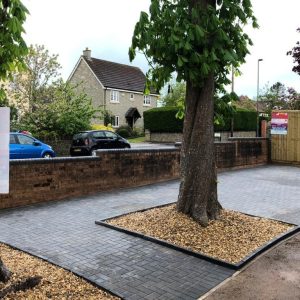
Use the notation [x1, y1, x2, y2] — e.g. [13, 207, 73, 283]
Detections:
[0, 244, 119, 300]
[107, 205, 293, 264]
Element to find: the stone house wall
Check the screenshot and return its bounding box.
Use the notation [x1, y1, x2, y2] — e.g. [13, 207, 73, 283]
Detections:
[69, 59, 105, 124]
[69, 58, 158, 129]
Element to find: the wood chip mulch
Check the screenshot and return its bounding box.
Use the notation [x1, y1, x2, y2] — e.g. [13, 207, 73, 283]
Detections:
[0, 244, 119, 300]
[107, 205, 293, 264]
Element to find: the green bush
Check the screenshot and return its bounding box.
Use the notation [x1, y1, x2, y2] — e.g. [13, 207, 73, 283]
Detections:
[144, 107, 257, 132]
[116, 125, 133, 138]
[214, 109, 257, 131]
[144, 107, 184, 133]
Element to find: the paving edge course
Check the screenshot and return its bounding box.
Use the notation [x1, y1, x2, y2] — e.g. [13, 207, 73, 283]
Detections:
[95, 205, 300, 270]
[0, 241, 124, 300]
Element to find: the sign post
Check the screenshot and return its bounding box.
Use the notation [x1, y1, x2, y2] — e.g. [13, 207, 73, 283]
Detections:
[0, 108, 10, 194]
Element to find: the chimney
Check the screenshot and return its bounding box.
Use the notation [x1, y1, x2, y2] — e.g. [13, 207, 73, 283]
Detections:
[83, 47, 91, 60]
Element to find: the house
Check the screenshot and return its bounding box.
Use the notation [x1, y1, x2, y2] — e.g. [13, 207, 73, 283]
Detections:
[68, 48, 159, 129]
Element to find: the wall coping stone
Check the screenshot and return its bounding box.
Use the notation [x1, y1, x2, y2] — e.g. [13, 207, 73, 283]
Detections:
[228, 137, 269, 141]
[9, 156, 100, 165]
[96, 148, 179, 154]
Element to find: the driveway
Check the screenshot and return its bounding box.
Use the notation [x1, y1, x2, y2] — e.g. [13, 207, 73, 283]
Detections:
[218, 165, 300, 225]
[0, 165, 299, 299]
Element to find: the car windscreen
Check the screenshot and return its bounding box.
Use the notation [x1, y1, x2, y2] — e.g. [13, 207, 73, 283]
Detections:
[73, 133, 88, 140]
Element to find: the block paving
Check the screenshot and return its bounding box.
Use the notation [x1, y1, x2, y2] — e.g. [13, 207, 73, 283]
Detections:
[0, 165, 299, 299]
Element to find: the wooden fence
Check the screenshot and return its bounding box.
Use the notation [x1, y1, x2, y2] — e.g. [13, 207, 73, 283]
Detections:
[271, 110, 300, 164]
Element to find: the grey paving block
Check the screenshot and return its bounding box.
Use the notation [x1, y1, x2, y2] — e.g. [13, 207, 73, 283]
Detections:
[0, 166, 299, 299]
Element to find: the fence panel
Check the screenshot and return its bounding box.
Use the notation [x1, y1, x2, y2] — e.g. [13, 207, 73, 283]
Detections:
[271, 110, 300, 164]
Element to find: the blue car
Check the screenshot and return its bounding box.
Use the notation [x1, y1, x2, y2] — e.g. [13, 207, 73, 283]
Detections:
[10, 132, 56, 159]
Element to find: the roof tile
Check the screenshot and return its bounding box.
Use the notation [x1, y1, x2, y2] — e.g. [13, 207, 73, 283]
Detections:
[83, 56, 155, 93]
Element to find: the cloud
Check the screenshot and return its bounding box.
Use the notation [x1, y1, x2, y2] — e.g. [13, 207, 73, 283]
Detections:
[23, 0, 300, 96]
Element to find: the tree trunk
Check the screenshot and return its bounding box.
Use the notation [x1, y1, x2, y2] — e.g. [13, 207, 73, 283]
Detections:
[177, 74, 222, 226]
[0, 258, 11, 283]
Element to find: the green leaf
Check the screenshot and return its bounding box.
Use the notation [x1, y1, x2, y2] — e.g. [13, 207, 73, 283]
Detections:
[178, 56, 184, 67]
[194, 25, 205, 40]
[128, 46, 135, 62]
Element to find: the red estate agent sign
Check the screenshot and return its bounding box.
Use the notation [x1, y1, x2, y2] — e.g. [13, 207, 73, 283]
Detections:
[271, 112, 288, 135]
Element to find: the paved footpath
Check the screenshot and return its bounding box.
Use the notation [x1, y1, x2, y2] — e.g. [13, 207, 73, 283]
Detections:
[0, 165, 299, 299]
[218, 165, 300, 225]
[0, 182, 233, 299]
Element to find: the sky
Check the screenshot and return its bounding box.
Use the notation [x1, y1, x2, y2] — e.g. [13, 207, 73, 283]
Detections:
[22, 0, 300, 98]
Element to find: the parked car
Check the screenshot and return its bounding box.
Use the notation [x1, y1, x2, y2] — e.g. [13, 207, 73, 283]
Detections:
[10, 132, 56, 159]
[70, 130, 131, 156]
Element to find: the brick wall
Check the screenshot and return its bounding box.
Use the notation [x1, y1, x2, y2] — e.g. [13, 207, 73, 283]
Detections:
[216, 138, 269, 170]
[0, 138, 269, 210]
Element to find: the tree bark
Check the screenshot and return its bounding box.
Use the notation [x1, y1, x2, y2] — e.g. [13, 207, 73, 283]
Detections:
[0, 258, 11, 283]
[177, 74, 222, 226]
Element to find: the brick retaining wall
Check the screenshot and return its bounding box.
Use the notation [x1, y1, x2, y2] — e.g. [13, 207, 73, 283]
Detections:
[0, 138, 269, 210]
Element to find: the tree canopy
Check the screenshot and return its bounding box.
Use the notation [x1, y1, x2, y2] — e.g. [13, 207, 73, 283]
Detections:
[5, 45, 97, 137]
[129, 0, 257, 92]
[0, 0, 28, 100]
[287, 28, 300, 76]
[261, 82, 300, 113]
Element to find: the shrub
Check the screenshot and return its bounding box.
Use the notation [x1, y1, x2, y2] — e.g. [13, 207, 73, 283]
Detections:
[116, 125, 133, 138]
[144, 107, 257, 132]
[214, 109, 257, 131]
[144, 107, 184, 133]
[91, 124, 114, 131]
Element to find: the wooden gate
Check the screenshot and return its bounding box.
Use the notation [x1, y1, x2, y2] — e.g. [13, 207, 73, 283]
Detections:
[271, 110, 300, 164]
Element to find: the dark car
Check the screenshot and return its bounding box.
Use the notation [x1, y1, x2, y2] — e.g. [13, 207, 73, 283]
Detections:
[70, 130, 131, 156]
[10, 132, 56, 159]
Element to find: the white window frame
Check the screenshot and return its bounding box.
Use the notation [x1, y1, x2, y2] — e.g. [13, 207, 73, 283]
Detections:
[130, 93, 134, 100]
[112, 115, 119, 128]
[110, 90, 119, 103]
[143, 95, 151, 106]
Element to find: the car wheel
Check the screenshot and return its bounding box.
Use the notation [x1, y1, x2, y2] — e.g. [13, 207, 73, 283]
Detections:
[42, 153, 53, 159]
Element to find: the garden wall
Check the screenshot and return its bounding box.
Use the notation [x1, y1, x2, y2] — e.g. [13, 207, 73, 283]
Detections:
[0, 138, 269, 210]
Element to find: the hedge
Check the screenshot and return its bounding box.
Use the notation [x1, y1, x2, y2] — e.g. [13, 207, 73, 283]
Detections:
[144, 107, 184, 133]
[144, 107, 257, 132]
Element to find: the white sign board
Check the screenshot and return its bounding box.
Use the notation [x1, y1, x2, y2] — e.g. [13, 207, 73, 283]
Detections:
[0, 108, 10, 194]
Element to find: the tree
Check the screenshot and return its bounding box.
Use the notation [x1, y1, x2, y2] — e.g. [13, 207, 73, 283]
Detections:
[161, 81, 186, 107]
[286, 87, 300, 110]
[18, 80, 97, 138]
[6, 44, 61, 113]
[7, 44, 98, 138]
[130, 0, 257, 225]
[260, 82, 300, 113]
[260, 82, 287, 114]
[0, 0, 29, 283]
[287, 28, 300, 76]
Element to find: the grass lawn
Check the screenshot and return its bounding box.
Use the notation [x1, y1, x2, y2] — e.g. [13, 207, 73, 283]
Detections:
[128, 136, 146, 143]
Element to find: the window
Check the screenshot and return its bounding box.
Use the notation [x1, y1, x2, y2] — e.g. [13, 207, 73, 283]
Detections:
[105, 131, 118, 139]
[110, 90, 119, 103]
[10, 134, 17, 144]
[143, 95, 151, 106]
[92, 131, 106, 139]
[130, 93, 134, 100]
[17, 135, 35, 145]
[111, 115, 119, 128]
